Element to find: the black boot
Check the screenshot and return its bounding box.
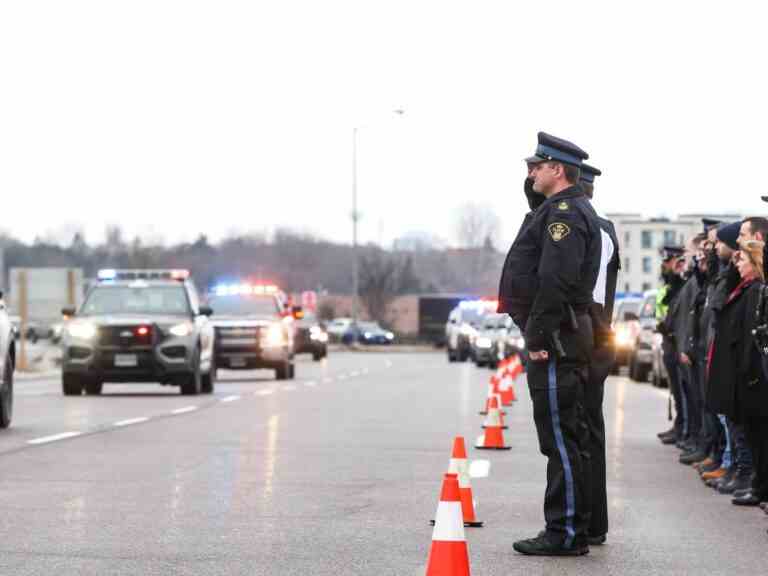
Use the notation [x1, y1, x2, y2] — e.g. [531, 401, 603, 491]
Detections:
[513, 532, 589, 557]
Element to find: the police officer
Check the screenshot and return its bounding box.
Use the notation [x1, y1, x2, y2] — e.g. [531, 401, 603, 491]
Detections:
[580, 163, 619, 546]
[499, 132, 602, 556]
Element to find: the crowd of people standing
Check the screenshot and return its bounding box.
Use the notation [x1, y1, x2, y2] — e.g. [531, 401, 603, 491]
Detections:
[656, 213, 768, 527]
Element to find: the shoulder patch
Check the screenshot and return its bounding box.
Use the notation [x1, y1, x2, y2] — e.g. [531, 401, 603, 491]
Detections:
[548, 222, 571, 242]
[556, 200, 569, 210]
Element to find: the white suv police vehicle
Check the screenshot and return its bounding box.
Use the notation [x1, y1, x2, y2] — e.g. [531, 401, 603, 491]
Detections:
[206, 283, 296, 380]
[61, 269, 215, 396]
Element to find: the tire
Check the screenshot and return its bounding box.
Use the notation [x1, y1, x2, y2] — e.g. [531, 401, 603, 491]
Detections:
[180, 349, 202, 396]
[62, 373, 84, 396]
[628, 356, 638, 381]
[85, 379, 103, 396]
[447, 349, 456, 362]
[288, 362, 295, 380]
[275, 360, 289, 380]
[0, 354, 13, 429]
[201, 359, 216, 394]
[637, 364, 650, 382]
[312, 351, 322, 362]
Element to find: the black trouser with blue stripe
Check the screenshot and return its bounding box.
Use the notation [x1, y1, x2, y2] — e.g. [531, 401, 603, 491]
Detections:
[585, 342, 615, 539]
[527, 319, 593, 547]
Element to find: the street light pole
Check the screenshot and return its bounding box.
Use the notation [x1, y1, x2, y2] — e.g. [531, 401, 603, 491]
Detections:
[352, 126, 359, 331]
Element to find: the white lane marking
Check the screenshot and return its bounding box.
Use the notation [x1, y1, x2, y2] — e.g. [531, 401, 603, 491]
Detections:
[113, 417, 150, 428]
[304, 381, 317, 388]
[171, 406, 198, 415]
[28, 432, 82, 445]
[282, 385, 296, 391]
[469, 459, 491, 478]
[385, 361, 393, 368]
[337, 374, 348, 381]
[323, 377, 333, 384]
[220, 395, 241, 403]
[350, 371, 360, 377]
[255, 389, 274, 396]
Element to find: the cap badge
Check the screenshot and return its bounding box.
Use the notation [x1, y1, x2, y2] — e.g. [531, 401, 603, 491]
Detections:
[548, 222, 571, 242]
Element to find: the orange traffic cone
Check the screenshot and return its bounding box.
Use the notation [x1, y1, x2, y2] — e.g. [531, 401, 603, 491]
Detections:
[475, 396, 511, 450]
[425, 473, 472, 576]
[482, 393, 508, 430]
[431, 437, 483, 528]
[479, 377, 507, 416]
[499, 355, 522, 404]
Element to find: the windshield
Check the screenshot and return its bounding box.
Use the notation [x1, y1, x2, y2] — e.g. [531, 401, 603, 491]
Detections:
[615, 299, 642, 320]
[81, 285, 191, 316]
[208, 294, 280, 317]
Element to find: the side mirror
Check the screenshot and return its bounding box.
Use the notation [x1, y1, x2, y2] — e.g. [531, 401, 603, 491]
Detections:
[62, 306, 76, 318]
[623, 312, 639, 322]
[199, 305, 213, 317]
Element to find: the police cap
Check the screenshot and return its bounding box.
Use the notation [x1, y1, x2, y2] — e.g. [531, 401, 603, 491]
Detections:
[716, 222, 741, 251]
[660, 245, 684, 261]
[580, 163, 602, 184]
[702, 218, 722, 233]
[525, 132, 589, 167]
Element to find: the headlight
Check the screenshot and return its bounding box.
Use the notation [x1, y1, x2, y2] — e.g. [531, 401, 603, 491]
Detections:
[364, 332, 373, 339]
[513, 336, 526, 348]
[476, 337, 492, 348]
[615, 327, 633, 347]
[460, 324, 474, 336]
[262, 325, 286, 347]
[168, 322, 193, 337]
[385, 331, 394, 340]
[67, 322, 97, 340]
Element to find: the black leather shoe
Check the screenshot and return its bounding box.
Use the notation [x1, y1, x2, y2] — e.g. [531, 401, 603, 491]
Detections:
[661, 435, 678, 445]
[699, 460, 721, 474]
[714, 469, 736, 491]
[732, 492, 762, 506]
[719, 472, 752, 494]
[680, 450, 708, 465]
[513, 533, 589, 556]
[588, 534, 606, 546]
[733, 488, 751, 499]
[658, 427, 676, 438]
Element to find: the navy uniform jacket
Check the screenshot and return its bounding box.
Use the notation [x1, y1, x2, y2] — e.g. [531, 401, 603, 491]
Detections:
[498, 185, 602, 352]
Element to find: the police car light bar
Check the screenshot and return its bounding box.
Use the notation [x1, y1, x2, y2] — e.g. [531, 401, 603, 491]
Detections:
[212, 283, 280, 297]
[97, 269, 190, 281]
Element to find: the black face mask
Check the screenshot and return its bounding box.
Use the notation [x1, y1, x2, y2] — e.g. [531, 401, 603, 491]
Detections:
[524, 177, 545, 211]
[705, 250, 719, 279]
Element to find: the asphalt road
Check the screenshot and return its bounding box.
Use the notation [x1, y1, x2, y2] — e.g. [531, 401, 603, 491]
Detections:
[1, 351, 766, 575]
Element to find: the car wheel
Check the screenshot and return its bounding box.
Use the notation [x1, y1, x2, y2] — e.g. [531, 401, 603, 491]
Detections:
[201, 359, 216, 394]
[288, 362, 296, 380]
[180, 349, 202, 396]
[85, 379, 103, 396]
[275, 360, 289, 380]
[447, 349, 456, 362]
[0, 354, 13, 428]
[312, 351, 322, 362]
[62, 373, 84, 396]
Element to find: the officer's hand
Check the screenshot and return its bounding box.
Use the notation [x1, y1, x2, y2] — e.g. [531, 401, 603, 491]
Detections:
[528, 350, 549, 362]
[680, 353, 692, 366]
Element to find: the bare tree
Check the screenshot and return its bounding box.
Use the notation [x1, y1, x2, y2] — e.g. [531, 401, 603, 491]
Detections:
[455, 202, 501, 249]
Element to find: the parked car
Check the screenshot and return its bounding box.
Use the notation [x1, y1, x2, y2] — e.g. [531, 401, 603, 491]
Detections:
[293, 313, 329, 361]
[0, 292, 15, 428]
[611, 297, 643, 373]
[326, 318, 353, 343]
[628, 290, 658, 382]
[341, 321, 394, 345]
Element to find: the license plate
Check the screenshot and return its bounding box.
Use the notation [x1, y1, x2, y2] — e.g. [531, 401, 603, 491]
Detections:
[114, 354, 138, 368]
[229, 357, 247, 368]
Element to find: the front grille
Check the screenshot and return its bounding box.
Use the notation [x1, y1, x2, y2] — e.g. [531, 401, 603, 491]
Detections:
[162, 345, 187, 359]
[69, 346, 91, 360]
[215, 326, 262, 352]
[98, 325, 155, 348]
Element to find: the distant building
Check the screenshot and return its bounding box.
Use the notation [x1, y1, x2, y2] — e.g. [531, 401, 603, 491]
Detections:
[607, 213, 744, 294]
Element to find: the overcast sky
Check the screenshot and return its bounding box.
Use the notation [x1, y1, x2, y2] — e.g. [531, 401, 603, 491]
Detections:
[1, 1, 766, 249]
